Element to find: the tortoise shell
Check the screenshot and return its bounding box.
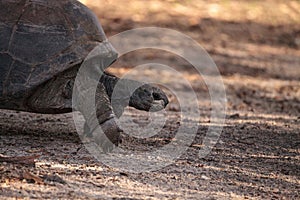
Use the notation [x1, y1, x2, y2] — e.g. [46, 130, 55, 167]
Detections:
[0, 0, 116, 107]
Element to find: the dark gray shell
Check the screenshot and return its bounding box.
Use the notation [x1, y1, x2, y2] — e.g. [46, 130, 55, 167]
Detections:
[0, 0, 116, 107]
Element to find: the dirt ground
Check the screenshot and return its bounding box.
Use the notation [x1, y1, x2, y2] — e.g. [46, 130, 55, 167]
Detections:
[1, 0, 300, 199]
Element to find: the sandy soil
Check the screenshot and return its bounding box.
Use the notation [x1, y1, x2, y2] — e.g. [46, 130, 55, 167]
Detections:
[1, 0, 299, 199]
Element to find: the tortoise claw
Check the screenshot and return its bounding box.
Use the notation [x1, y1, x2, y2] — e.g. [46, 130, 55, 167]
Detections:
[83, 118, 122, 153]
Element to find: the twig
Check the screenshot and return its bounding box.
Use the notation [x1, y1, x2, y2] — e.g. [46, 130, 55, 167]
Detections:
[0, 154, 40, 165]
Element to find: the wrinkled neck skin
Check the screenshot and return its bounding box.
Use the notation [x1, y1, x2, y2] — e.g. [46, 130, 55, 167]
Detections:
[100, 72, 169, 113]
[100, 72, 120, 99]
[100, 72, 139, 101]
[100, 72, 134, 117]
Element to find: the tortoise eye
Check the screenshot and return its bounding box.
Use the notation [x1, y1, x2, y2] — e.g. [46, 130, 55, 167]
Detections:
[141, 89, 151, 96]
[153, 93, 160, 100]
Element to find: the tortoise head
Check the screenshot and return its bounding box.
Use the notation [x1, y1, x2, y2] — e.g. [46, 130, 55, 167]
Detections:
[129, 84, 169, 112]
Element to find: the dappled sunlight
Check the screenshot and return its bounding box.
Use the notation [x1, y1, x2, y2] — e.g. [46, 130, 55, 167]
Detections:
[205, 163, 299, 186]
[36, 160, 105, 172]
[1, 0, 299, 199]
[2, 160, 242, 199]
[79, 0, 300, 25]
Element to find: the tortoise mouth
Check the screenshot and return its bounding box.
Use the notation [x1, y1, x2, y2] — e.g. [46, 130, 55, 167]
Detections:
[149, 99, 167, 112]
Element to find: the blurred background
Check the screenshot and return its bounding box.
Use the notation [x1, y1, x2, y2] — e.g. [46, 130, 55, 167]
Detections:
[79, 0, 300, 115]
[79, 0, 300, 49]
[1, 1, 299, 199]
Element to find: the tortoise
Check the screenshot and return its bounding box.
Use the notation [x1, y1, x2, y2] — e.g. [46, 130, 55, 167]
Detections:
[0, 0, 168, 151]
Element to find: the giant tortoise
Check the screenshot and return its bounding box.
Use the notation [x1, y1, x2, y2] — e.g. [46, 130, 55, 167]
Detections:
[0, 0, 168, 151]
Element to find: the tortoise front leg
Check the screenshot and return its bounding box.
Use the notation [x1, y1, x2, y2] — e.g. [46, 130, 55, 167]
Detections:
[27, 70, 121, 152]
[82, 83, 121, 152]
